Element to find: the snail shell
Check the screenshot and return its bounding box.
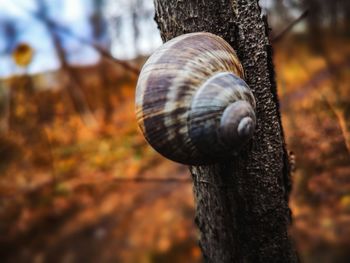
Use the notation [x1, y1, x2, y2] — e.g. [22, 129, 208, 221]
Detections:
[135, 32, 256, 165]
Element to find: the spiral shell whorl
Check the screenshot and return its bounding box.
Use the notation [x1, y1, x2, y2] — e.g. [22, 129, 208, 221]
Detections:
[219, 101, 256, 148]
[135, 32, 256, 165]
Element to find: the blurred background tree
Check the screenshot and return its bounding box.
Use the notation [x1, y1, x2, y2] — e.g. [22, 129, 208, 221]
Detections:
[0, 1, 349, 263]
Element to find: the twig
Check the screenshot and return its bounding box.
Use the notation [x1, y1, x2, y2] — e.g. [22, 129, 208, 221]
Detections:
[321, 93, 350, 154]
[272, 10, 309, 43]
[29, 0, 98, 127]
[281, 56, 350, 109]
[111, 176, 191, 183]
[0, 176, 191, 200]
[51, 22, 141, 76]
[22, 8, 141, 76]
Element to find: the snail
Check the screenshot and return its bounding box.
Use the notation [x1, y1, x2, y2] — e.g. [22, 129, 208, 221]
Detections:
[135, 32, 256, 165]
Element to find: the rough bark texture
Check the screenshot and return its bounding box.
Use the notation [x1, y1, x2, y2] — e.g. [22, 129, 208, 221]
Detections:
[153, 0, 298, 262]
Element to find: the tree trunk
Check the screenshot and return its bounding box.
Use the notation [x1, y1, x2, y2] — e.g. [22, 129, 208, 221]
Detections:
[36, 0, 97, 127]
[153, 0, 298, 262]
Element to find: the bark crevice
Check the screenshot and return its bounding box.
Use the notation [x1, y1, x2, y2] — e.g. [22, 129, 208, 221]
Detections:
[153, 0, 298, 262]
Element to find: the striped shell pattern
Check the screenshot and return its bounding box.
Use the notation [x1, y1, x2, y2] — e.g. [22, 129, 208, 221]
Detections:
[135, 32, 256, 165]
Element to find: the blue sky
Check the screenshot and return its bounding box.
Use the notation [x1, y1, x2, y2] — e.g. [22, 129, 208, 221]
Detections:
[0, 0, 292, 78]
[0, 0, 102, 77]
[0, 0, 163, 78]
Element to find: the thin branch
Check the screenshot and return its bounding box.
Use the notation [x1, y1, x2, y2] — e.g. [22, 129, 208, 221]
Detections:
[36, 0, 98, 127]
[281, 56, 350, 109]
[110, 176, 191, 183]
[0, 176, 191, 200]
[51, 22, 141, 75]
[322, 93, 350, 154]
[272, 10, 309, 43]
[25, 9, 141, 75]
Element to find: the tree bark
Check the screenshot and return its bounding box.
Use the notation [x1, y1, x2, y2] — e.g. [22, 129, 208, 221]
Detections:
[153, 0, 298, 262]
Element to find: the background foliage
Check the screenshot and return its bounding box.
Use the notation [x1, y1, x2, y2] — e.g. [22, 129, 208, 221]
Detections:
[0, 0, 349, 262]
